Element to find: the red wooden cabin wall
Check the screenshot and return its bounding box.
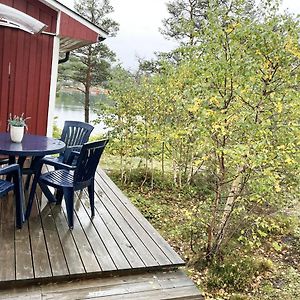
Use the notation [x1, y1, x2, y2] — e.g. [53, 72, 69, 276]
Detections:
[0, 0, 57, 135]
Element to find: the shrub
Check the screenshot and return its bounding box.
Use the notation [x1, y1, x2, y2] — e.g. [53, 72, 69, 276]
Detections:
[207, 256, 273, 292]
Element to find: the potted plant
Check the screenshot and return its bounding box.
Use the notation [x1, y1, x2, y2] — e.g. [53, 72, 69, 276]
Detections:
[7, 113, 30, 143]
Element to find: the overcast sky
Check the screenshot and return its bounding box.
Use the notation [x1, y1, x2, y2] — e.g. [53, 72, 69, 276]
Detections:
[61, 0, 300, 70]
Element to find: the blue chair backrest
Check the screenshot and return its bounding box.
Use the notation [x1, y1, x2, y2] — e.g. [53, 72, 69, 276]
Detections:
[74, 139, 109, 185]
[61, 121, 94, 148]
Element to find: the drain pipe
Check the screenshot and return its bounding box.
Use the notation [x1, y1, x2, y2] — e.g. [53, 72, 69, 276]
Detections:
[59, 51, 70, 64]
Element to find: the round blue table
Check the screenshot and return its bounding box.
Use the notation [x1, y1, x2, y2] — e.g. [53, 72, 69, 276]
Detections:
[0, 132, 65, 157]
[0, 132, 65, 220]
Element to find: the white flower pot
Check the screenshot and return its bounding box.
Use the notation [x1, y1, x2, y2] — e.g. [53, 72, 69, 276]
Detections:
[10, 125, 24, 143]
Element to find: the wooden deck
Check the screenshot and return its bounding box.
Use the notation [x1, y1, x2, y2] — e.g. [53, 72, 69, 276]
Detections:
[0, 168, 185, 286]
[0, 269, 203, 299]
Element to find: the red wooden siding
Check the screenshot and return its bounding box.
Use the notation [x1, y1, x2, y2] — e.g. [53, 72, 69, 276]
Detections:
[0, 0, 57, 135]
[60, 12, 98, 43]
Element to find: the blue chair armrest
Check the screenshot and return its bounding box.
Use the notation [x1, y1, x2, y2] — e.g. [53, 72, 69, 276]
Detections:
[65, 149, 81, 165]
[0, 164, 20, 175]
[63, 145, 83, 163]
[66, 145, 83, 151]
[41, 158, 76, 171]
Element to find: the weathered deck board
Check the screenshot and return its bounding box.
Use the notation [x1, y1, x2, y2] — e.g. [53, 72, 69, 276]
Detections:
[64, 200, 102, 274]
[28, 195, 52, 279]
[88, 189, 146, 269]
[49, 204, 85, 275]
[74, 196, 117, 272]
[15, 222, 33, 280]
[95, 173, 173, 266]
[96, 169, 185, 265]
[79, 194, 131, 270]
[39, 201, 69, 277]
[0, 168, 184, 286]
[0, 193, 15, 282]
[0, 270, 203, 300]
[0, 222, 15, 282]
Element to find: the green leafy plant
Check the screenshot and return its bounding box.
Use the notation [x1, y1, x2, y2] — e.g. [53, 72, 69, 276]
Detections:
[207, 257, 273, 292]
[8, 113, 30, 128]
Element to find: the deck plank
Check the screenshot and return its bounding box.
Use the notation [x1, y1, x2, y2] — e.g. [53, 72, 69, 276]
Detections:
[15, 222, 34, 280]
[38, 197, 69, 277]
[0, 288, 42, 300]
[93, 183, 161, 267]
[60, 198, 102, 274]
[42, 270, 203, 300]
[0, 192, 14, 225]
[28, 195, 52, 279]
[79, 194, 131, 270]
[83, 188, 151, 268]
[49, 203, 86, 275]
[1, 270, 202, 300]
[0, 193, 15, 282]
[97, 169, 185, 265]
[73, 194, 116, 272]
[0, 221, 15, 282]
[95, 173, 173, 266]
[88, 189, 145, 269]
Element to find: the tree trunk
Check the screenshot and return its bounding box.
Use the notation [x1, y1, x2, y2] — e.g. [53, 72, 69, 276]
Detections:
[206, 177, 221, 261]
[151, 158, 154, 189]
[206, 150, 226, 261]
[178, 141, 183, 188]
[173, 155, 177, 186]
[187, 151, 194, 185]
[84, 86, 90, 123]
[209, 165, 246, 259]
[161, 141, 165, 179]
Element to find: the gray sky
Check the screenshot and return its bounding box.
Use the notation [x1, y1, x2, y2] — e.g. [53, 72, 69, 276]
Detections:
[61, 0, 300, 70]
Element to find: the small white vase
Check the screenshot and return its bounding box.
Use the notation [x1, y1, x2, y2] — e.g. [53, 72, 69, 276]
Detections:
[10, 125, 24, 143]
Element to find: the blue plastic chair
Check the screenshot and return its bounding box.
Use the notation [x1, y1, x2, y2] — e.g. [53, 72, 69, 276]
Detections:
[36, 140, 108, 229]
[56, 120, 94, 163]
[25, 121, 94, 189]
[0, 164, 24, 228]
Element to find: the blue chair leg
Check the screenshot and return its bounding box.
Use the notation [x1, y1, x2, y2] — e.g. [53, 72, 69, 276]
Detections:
[39, 182, 57, 203]
[63, 187, 74, 229]
[87, 180, 95, 218]
[56, 189, 64, 205]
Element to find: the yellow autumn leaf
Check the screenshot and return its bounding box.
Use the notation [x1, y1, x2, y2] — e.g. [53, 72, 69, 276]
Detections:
[275, 102, 283, 113]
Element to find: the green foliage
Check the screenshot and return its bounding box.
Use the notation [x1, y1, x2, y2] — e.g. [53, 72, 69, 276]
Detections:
[207, 257, 273, 292]
[101, 0, 300, 260]
[237, 214, 297, 250]
[8, 113, 30, 128]
[106, 165, 300, 298]
[52, 126, 61, 139]
[230, 295, 250, 300]
[257, 266, 300, 300]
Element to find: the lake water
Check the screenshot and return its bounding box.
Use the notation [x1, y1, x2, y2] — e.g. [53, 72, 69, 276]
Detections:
[54, 92, 109, 136]
[53, 105, 107, 136]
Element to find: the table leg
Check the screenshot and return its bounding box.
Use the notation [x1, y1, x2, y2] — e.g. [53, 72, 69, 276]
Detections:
[25, 156, 43, 220]
[17, 156, 26, 168]
[9, 156, 16, 164]
[24, 156, 39, 190]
